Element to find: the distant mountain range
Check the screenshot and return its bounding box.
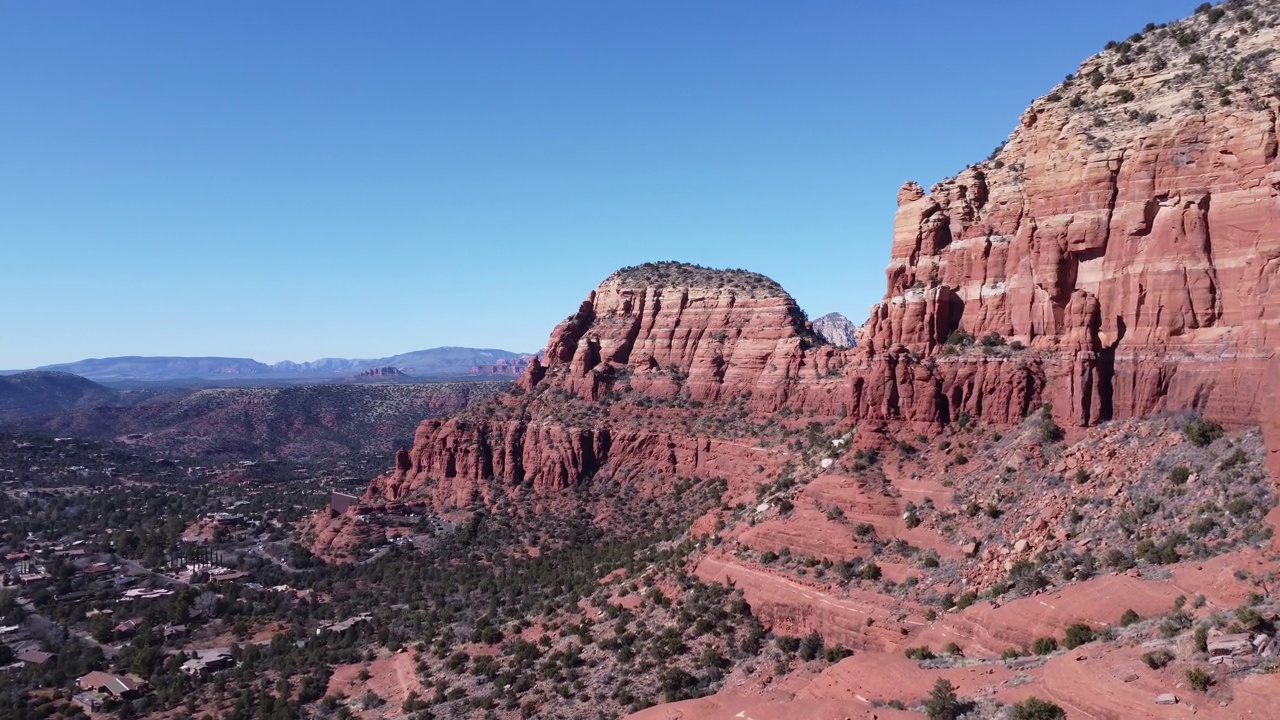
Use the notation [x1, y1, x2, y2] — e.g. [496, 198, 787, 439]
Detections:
[5, 347, 535, 384]
[0, 370, 508, 459]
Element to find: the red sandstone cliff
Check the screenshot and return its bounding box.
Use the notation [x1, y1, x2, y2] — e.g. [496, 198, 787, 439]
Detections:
[864, 18, 1280, 428]
[372, 11, 1280, 506]
[370, 263, 824, 505]
[522, 264, 833, 407]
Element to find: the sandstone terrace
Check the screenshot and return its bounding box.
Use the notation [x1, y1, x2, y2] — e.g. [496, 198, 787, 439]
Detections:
[705, 413, 1275, 638]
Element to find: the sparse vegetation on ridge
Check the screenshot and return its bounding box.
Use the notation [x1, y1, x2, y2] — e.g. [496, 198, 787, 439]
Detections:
[606, 262, 789, 298]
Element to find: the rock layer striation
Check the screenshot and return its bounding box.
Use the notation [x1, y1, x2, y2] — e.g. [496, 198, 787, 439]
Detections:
[374, 10, 1280, 504]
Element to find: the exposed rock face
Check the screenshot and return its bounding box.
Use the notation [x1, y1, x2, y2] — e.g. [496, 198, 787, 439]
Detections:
[469, 356, 535, 377]
[864, 14, 1280, 428]
[395, 447, 412, 472]
[370, 263, 810, 505]
[526, 263, 820, 407]
[1262, 353, 1280, 545]
[812, 312, 857, 348]
[370, 7, 1280, 507]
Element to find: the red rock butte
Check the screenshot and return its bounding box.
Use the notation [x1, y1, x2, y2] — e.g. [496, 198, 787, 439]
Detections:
[371, 8, 1280, 508]
[316, 6, 1280, 719]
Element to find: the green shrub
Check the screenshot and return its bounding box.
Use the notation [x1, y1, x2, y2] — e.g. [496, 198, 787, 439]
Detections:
[1119, 609, 1140, 626]
[1039, 405, 1063, 443]
[1169, 466, 1191, 485]
[1138, 532, 1189, 565]
[1141, 648, 1174, 669]
[1008, 559, 1048, 595]
[1182, 418, 1224, 447]
[1186, 667, 1214, 692]
[904, 645, 936, 660]
[1226, 497, 1255, 517]
[1106, 549, 1135, 571]
[1218, 448, 1248, 470]
[1188, 516, 1218, 537]
[1032, 636, 1058, 655]
[924, 678, 960, 720]
[1010, 697, 1067, 720]
[798, 631, 824, 661]
[1160, 610, 1194, 638]
[1063, 623, 1095, 649]
[945, 329, 976, 346]
[1235, 606, 1265, 632]
[822, 644, 851, 663]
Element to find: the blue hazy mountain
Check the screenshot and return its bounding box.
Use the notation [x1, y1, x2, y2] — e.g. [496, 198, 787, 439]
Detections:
[18, 347, 531, 383]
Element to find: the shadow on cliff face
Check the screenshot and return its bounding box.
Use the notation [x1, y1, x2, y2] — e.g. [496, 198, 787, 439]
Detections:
[1262, 352, 1280, 548]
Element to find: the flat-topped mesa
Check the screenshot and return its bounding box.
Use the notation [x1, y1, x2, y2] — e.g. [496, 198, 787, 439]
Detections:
[864, 1, 1280, 428]
[522, 262, 821, 407]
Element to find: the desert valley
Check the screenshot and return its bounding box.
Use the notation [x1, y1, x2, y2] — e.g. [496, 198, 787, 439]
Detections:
[5, 2, 1280, 719]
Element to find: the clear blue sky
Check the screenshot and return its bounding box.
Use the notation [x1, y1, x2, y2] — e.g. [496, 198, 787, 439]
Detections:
[0, 1, 1202, 368]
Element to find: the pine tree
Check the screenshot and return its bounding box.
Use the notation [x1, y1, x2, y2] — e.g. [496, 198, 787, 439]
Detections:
[924, 678, 959, 720]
